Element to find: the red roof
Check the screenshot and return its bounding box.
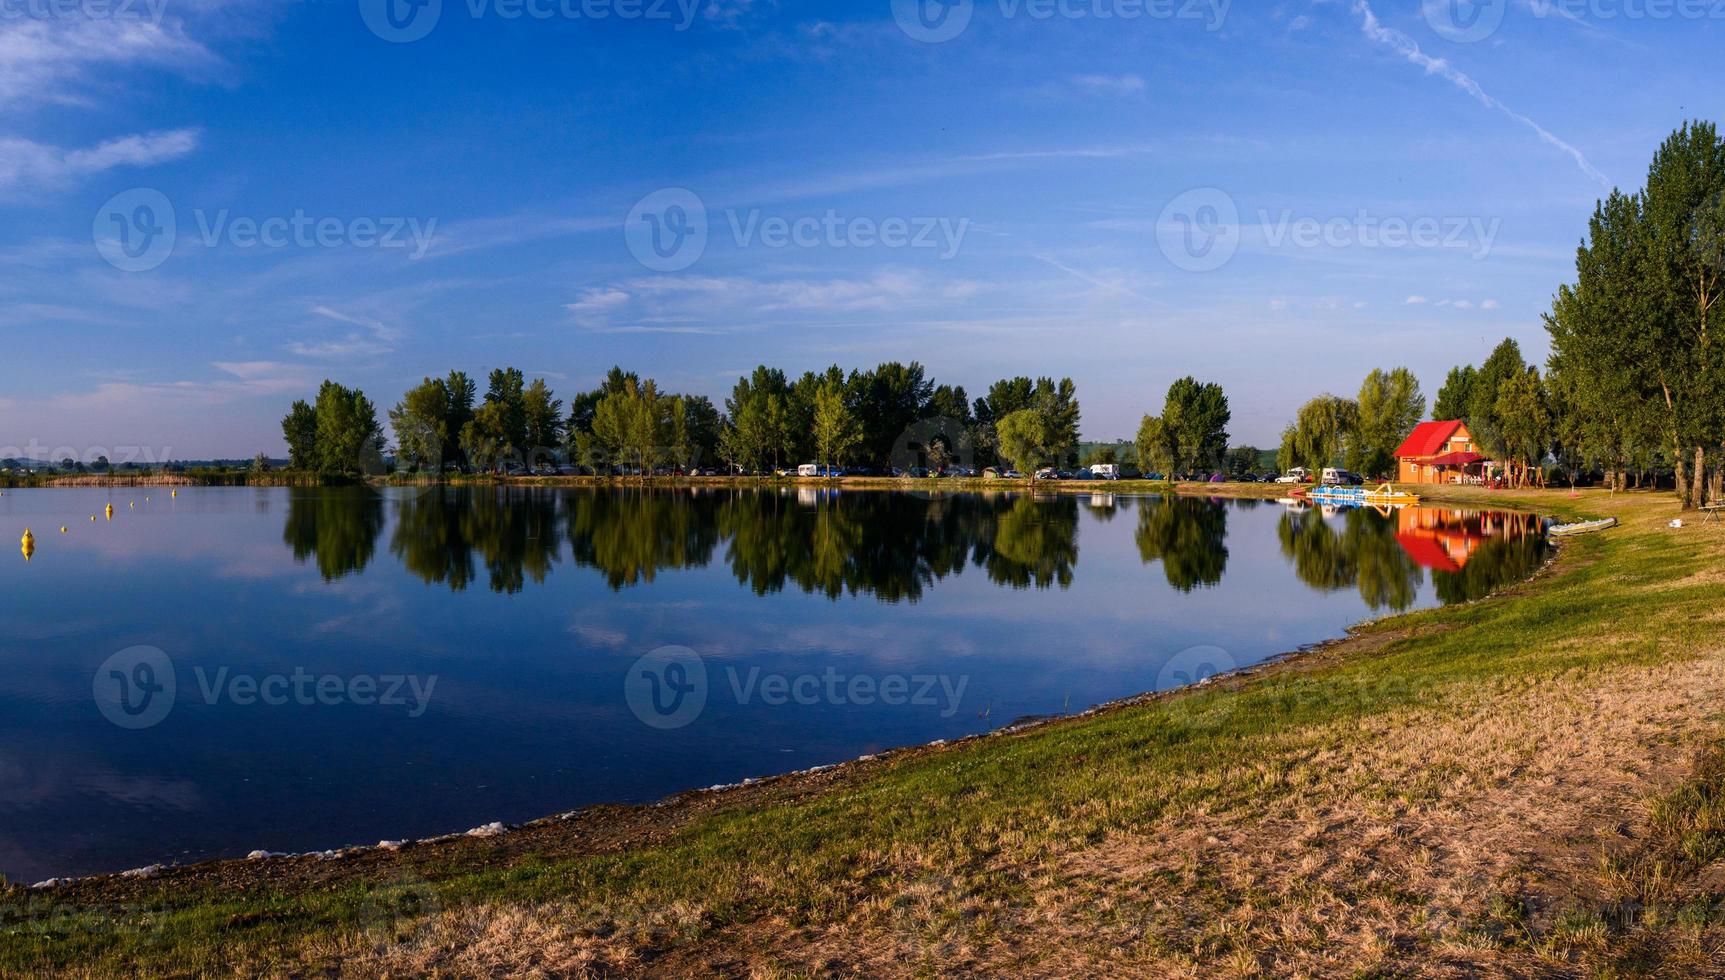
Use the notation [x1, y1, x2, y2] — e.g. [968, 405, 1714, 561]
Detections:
[1394, 420, 1464, 460]
[1396, 531, 1463, 573]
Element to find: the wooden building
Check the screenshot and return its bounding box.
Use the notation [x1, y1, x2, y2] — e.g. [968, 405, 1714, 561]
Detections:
[1394, 420, 1487, 485]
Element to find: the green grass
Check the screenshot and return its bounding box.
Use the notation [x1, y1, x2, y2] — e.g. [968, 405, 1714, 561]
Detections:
[5, 487, 1722, 976]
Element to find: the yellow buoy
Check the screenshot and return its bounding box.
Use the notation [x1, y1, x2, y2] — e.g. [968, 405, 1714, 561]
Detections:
[170, 490, 177, 498]
[128, 502, 134, 509]
[20, 528, 33, 547]
[59, 526, 67, 533]
[105, 504, 114, 520]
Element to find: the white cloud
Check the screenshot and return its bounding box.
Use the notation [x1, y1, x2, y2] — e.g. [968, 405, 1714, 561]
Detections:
[566, 270, 985, 331]
[0, 15, 222, 109]
[1405, 295, 1428, 305]
[1071, 73, 1147, 97]
[285, 305, 403, 358]
[0, 128, 198, 194]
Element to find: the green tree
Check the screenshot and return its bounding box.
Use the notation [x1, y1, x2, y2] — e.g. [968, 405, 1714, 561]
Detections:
[390, 377, 451, 472]
[996, 408, 1051, 477]
[1161, 377, 1229, 476]
[1467, 339, 1527, 466]
[444, 370, 477, 465]
[522, 378, 564, 461]
[1353, 367, 1426, 477]
[1433, 365, 1476, 423]
[1225, 445, 1260, 477]
[1495, 367, 1551, 487]
[1290, 395, 1358, 476]
[281, 399, 319, 470]
[811, 380, 862, 470]
[311, 381, 382, 476]
[1135, 415, 1175, 477]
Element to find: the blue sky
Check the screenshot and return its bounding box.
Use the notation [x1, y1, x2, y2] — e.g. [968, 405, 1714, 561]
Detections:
[0, 0, 1717, 459]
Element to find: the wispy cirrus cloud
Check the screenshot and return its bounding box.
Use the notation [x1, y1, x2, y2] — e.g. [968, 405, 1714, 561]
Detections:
[0, 128, 198, 195]
[283, 304, 404, 358]
[1350, 0, 1610, 188]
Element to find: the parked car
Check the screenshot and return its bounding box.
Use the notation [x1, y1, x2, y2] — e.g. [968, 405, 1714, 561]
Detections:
[1274, 468, 1311, 484]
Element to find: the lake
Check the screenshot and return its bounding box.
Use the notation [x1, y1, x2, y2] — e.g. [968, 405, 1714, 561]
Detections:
[0, 486, 1548, 882]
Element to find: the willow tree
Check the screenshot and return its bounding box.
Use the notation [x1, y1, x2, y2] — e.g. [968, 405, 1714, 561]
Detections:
[1290, 395, 1358, 475]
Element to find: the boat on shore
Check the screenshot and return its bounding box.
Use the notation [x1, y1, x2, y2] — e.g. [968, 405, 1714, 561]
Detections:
[1549, 517, 1616, 536]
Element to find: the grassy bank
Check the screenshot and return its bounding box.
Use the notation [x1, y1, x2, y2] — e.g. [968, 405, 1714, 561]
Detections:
[6, 487, 1724, 976]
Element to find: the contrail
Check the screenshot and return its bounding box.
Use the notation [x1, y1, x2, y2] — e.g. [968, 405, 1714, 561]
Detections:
[1352, 0, 1610, 189]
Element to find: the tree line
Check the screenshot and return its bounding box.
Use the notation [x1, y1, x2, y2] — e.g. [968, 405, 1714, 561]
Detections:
[281, 362, 1088, 476]
[1545, 120, 1725, 507]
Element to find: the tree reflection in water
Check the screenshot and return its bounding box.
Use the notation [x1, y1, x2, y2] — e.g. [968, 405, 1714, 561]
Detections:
[285, 488, 1546, 608]
[282, 488, 385, 582]
[1136, 494, 1228, 592]
[390, 488, 562, 593]
[1277, 504, 1548, 611]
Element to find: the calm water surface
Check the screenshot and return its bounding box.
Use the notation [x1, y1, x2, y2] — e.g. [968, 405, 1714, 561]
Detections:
[0, 487, 1547, 881]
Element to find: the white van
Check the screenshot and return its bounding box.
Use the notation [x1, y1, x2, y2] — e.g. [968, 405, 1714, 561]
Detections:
[1090, 464, 1119, 480]
[797, 463, 820, 477]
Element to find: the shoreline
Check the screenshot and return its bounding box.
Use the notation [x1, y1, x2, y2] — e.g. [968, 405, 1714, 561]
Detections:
[15, 483, 1568, 891]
